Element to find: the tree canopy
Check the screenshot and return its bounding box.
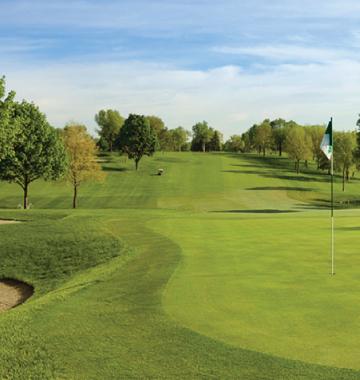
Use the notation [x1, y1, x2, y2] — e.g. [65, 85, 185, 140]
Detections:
[95, 109, 124, 152]
[191, 121, 213, 152]
[62, 123, 105, 208]
[0, 77, 16, 160]
[117, 114, 157, 170]
[0, 100, 67, 209]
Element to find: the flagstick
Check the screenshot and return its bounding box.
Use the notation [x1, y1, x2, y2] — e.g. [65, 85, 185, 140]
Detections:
[331, 154, 334, 275]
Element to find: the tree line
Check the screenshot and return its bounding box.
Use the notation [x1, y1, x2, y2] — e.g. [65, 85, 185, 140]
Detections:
[232, 118, 359, 192]
[1, 76, 360, 210]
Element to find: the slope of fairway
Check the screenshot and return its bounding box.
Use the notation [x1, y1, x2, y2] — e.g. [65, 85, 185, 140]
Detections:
[1, 152, 360, 378]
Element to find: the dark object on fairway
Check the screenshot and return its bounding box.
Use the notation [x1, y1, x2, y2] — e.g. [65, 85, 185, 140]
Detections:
[158, 168, 164, 176]
[0, 279, 34, 312]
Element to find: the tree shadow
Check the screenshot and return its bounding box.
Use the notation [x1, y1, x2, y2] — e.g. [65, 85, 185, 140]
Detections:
[211, 209, 298, 214]
[337, 227, 360, 231]
[102, 166, 128, 172]
[246, 186, 313, 191]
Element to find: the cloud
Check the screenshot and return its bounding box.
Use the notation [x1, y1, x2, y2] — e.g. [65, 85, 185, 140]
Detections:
[213, 45, 357, 64]
[2, 58, 359, 139]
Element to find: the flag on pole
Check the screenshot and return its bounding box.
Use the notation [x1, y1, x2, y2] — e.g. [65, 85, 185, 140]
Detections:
[320, 119, 333, 160]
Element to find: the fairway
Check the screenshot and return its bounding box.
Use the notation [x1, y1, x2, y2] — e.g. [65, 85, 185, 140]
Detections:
[1, 152, 360, 379]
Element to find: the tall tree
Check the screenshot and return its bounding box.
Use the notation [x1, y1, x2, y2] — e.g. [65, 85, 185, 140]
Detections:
[254, 120, 272, 156]
[0, 101, 67, 209]
[191, 121, 213, 152]
[334, 131, 356, 191]
[62, 124, 105, 208]
[284, 126, 312, 174]
[270, 118, 287, 156]
[117, 114, 157, 170]
[95, 109, 124, 152]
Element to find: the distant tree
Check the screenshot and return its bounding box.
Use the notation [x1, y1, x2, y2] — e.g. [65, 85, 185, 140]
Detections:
[117, 114, 157, 170]
[157, 127, 172, 151]
[354, 114, 360, 161]
[62, 124, 105, 208]
[284, 126, 312, 174]
[146, 115, 165, 139]
[170, 127, 190, 151]
[192, 121, 213, 152]
[224, 135, 243, 153]
[0, 101, 67, 209]
[254, 119, 272, 156]
[208, 130, 222, 151]
[241, 132, 251, 152]
[306, 125, 325, 169]
[334, 131, 356, 191]
[0, 77, 16, 160]
[95, 109, 124, 152]
[270, 118, 287, 156]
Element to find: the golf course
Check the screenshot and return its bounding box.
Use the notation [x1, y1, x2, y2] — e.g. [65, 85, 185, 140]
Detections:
[0, 151, 360, 379]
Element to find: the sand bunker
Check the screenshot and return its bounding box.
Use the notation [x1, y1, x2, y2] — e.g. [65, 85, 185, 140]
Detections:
[0, 279, 33, 312]
[0, 220, 19, 225]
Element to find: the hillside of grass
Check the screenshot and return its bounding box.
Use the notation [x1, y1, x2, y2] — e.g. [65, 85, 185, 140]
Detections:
[0, 152, 360, 379]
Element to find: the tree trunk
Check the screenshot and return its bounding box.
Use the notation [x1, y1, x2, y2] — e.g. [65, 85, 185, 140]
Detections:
[23, 182, 29, 210]
[263, 147, 265, 156]
[135, 159, 139, 170]
[296, 160, 300, 174]
[73, 184, 78, 209]
[342, 167, 345, 192]
[304, 160, 308, 168]
[202, 142, 205, 152]
[279, 143, 282, 157]
[109, 140, 113, 152]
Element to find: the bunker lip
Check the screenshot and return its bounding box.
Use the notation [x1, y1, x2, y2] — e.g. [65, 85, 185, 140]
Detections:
[0, 220, 20, 225]
[0, 279, 34, 312]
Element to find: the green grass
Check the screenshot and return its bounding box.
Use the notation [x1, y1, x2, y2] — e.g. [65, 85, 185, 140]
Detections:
[1, 152, 360, 378]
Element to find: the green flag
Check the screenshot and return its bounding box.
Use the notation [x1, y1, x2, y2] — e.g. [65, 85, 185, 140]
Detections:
[320, 119, 333, 160]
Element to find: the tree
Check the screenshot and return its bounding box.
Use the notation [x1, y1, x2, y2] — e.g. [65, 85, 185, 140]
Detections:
[95, 109, 124, 152]
[191, 121, 213, 152]
[170, 127, 190, 151]
[224, 135, 243, 153]
[146, 115, 165, 138]
[306, 125, 326, 168]
[62, 124, 105, 208]
[117, 114, 157, 170]
[0, 100, 67, 209]
[254, 120, 272, 156]
[208, 130, 222, 151]
[284, 126, 312, 173]
[270, 118, 287, 156]
[334, 131, 356, 191]
[0, 77, 16, 160]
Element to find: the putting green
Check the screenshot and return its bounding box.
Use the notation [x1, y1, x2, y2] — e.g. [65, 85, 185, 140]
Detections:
[155, 210, 360, 369]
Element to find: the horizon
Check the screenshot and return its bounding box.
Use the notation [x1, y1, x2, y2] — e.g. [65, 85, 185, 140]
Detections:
[1, 0, 360, 137]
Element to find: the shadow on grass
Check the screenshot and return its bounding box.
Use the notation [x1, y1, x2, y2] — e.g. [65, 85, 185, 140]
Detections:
[338, 227, 360, 231]
[102, 166, 128, 172]
[211, 209, 299, 214]
[246, 186, 313, 191]
[222, 170, 327, 182]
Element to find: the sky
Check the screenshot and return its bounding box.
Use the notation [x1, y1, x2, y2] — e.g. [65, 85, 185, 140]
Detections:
[1, 0, 360, 137]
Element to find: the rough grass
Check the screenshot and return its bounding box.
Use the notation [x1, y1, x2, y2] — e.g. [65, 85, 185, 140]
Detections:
[0, 152, 360, 378]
